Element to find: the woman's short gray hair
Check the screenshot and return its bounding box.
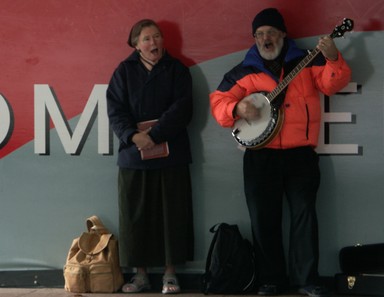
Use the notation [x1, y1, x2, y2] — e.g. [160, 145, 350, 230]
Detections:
[127, 19, 162, 48]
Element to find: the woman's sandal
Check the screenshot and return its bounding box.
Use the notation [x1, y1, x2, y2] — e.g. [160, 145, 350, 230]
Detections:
[122, 274, 151, 293]
[162, 274, 181, 294]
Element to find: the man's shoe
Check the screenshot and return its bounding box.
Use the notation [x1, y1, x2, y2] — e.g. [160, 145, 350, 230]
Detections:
[298, 285, 329, 297]
[258, 284, 279, 295]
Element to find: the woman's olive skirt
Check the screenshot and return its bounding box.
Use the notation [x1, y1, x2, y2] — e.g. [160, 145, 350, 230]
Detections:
[118, 165, 194, 267]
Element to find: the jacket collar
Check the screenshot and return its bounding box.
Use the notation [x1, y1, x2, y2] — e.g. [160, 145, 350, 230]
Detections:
[243, 38, 306, 79]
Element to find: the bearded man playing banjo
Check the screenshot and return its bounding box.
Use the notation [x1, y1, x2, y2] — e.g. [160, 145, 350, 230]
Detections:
[210, 8, 351, 297]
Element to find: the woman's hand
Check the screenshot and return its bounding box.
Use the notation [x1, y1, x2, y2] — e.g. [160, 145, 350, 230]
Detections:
[132, 128, 155, 151]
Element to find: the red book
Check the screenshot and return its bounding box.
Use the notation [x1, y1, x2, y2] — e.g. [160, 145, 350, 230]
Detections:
[137, 120, 169, 160]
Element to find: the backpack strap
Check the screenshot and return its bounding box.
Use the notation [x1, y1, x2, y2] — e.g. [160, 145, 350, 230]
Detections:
[86, 215, 109, 235]
[203, 223, 227, 293]
[209, 223, 222, 233]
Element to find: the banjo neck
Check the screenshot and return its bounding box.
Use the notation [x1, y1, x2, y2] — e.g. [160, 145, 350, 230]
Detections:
[267, 47, 321, 103]
[266, 17, 354, 103]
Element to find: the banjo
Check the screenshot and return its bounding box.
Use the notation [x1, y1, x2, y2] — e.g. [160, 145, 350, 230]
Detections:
[232, 18, 354, 149]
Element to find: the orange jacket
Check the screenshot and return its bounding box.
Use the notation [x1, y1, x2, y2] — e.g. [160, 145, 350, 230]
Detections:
[210, 40, 351, 149]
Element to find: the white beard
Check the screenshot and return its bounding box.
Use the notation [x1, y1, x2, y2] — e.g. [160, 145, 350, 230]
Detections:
[258, 38, 284, 61]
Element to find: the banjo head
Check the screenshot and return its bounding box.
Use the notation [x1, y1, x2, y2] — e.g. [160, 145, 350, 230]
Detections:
[232, 93, 283, 148]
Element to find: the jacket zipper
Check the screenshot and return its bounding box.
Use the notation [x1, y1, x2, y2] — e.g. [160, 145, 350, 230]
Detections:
[305, 104, 309, 139]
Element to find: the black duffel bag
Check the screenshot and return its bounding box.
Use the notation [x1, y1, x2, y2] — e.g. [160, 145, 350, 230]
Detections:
[339, 243, 384, 273]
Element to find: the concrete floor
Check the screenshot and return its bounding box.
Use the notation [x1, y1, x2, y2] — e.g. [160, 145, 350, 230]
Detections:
[0, 288, 357, 297]
[0, 270, 358, 297]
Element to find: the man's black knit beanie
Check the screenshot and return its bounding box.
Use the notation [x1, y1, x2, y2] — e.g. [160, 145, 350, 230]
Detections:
[252, 8, 287, 35]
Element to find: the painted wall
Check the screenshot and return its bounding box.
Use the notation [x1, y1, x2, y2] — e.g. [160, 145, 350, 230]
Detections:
[1, 0, 384, 277]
